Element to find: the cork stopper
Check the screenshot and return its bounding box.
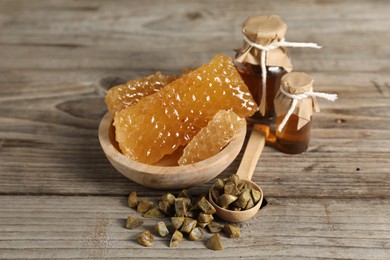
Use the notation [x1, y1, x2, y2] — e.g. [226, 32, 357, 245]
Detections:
[281, 72, 314, 95]
[242, 15, 287, 46]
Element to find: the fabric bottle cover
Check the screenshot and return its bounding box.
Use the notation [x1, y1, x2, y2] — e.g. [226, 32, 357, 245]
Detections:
[274, 72, 320, 131]
[234, 15, 293, 71]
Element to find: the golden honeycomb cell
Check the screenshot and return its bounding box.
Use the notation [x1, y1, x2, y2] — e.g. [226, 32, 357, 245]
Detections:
[178, 110, 245, 165]
[105, 72, 179, 114]
[114, 54, 258, 164]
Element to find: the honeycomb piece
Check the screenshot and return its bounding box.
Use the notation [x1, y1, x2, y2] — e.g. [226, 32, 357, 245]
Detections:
[114, 54, 258, 164]
[105, 72, 179, 114]
[178, 110, 245, 165]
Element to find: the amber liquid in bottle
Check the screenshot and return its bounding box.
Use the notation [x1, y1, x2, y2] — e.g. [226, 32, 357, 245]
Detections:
[234, 61, 286, 124]
[275, 114, 311, 154]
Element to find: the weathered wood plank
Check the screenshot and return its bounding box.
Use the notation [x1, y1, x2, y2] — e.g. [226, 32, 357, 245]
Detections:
[0, 0, 390, 258]
[0, 196, 389, 259]
[0, 0, 390, 72]
[0, 127, 389, 198]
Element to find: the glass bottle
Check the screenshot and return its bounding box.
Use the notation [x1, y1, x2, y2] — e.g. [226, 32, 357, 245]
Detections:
[234, 15, 292, 124]
[234, 62, 286, 123]
[274, 72, 319, 154]
[275, 114, 311, 154]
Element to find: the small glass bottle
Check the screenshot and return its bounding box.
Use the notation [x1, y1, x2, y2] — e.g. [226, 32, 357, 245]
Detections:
[234, 15, 292, 124]
[275, 114, 312, 154]
[274, 72, 319, 154]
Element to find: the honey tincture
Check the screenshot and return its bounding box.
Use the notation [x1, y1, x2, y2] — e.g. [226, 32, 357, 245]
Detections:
[234, 15, 292, 123]
[274, 72, 337, 154]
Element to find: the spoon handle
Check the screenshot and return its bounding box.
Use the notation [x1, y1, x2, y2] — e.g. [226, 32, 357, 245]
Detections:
[236, 124, 268, 181]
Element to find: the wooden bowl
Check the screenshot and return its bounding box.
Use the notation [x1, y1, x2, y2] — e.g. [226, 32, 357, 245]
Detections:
[98, 112, 247, 190]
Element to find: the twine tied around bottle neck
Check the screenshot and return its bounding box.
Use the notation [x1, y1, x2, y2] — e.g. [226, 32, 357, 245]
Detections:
[242, 34, 322, 116]
[277, 86, 337, 132]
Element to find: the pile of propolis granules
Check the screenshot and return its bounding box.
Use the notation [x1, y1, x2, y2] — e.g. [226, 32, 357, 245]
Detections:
[125, 174, 261, 250]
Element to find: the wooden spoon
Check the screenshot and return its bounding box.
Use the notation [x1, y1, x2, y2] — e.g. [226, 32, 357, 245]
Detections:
[208, 124, 268, 222]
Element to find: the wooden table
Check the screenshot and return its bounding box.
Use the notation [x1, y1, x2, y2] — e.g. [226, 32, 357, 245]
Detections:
[1, 1, 389, 259]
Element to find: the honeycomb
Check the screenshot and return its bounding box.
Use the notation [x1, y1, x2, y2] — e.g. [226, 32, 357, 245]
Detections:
[105, 72, 179, 114]
[114, 54, 258, 164]
[178, 110, 245, 165]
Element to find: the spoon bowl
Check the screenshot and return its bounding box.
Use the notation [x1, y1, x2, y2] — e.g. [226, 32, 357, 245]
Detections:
[208, 124, 267, 222]
[209, 180, 263, 222]
[98, 112, 247, 190]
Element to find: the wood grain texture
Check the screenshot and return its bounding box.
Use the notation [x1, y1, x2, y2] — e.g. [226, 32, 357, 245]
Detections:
[0, 0, 389, 258]
[0, 196, 389, 259]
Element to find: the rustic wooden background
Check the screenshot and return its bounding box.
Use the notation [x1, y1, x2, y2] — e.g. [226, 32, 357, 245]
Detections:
[0, 0, 389, 259]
